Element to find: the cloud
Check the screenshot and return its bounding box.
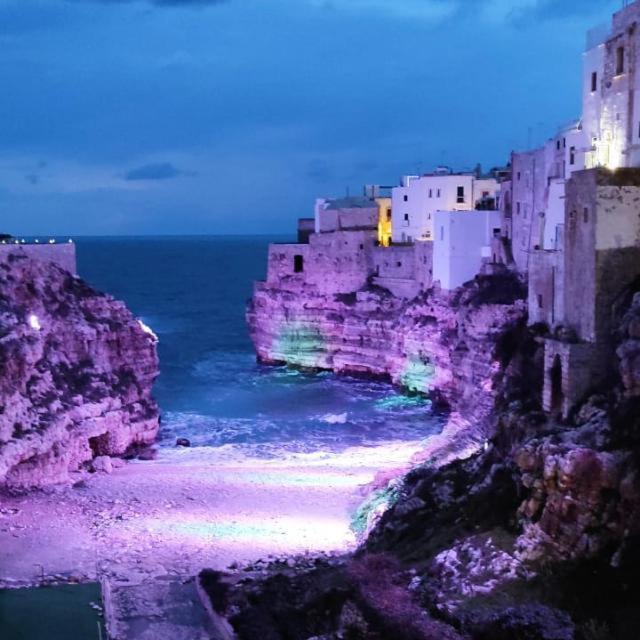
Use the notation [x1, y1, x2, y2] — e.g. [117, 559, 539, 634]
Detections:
[510, 0, 615, 23]
[77, 0, 228, 6]
[123, 162, 194, 181]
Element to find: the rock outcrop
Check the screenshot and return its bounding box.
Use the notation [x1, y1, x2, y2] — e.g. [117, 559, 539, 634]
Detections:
[0, 251, 159, 489]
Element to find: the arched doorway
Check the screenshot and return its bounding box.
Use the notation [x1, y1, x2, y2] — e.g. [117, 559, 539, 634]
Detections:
[550, 355, 563, 415]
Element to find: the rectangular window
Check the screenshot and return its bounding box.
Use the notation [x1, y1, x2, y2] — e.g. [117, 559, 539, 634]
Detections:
[386, 208, 392, 221]
[403, 194, 408, 202]
[437, 188, 441, 197]
[517, 172, 521, 181]
[591, 71, 597, 92]
[294, 254, 304, 273]
[404, 213, 409, 221]
[537, 294, 543, 309]
[616, 46, 625, 75]
[570, 146, 576, 165]
[440, 226, 444, 241]
[456, 186, 465, 203]
[556, 140, 561, 151]
[517, 202, 521, 215]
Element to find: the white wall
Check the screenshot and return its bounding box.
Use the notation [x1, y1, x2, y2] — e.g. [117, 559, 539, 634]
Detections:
[391, 175, 497, 244]
[544, 179, 566, 250]
[432, 210, 501, 290]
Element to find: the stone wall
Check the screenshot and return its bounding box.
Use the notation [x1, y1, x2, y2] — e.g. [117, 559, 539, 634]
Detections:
[267, 244, 310, 291]
[510, 148, 547, 273]
[564, 170, 599, 341]
[0, 243, 77, 275]
[528, 249, 564, 327]
[317, 206, 378, 233]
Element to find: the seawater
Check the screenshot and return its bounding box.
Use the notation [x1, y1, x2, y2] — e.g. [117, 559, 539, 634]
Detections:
[77, 236, 443, 457]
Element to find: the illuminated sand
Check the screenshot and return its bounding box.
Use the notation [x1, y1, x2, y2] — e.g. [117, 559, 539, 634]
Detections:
[0, 441, 427, 585]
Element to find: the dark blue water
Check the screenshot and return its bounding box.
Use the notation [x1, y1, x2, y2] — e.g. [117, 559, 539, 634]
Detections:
[76, 236, 441, 455]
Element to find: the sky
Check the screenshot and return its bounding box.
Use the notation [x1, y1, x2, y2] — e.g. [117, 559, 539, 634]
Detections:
[0, 0, 622, 235]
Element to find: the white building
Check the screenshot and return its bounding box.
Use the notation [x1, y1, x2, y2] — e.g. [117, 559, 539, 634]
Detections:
[391, 170, 498, 244]
[432, 209, 501, 291]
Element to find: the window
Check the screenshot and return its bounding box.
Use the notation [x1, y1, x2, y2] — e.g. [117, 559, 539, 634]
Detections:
[359, 243, 364, 250]
[517, 202, 521, 215]
[437, 188, 441, 197]
[591, 71, 597, 92]
[429, 189, 433, 198]
[570, 146, 576, 165]
[583, 207, 589, 223]
[537, 294, 543, 309]
[517, 172, 521, 181]
[456, 186, 465, 204]
[403, 195, 408, 202]
[294, 254, 304, 273]
[616, 46, 625, 75]
[556, 140, 561, 151]
[563, 137, 566, 148]
[396, 261, 402, 267]
[404, 213, 409, 221]
[386, 208, 392, 221]
[440, 226, 444, 241]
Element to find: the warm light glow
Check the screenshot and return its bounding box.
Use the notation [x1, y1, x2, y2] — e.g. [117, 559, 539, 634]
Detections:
[376, 197, 392, 247]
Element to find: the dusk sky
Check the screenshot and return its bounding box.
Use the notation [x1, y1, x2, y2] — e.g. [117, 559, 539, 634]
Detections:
[0, 0, 620, 236]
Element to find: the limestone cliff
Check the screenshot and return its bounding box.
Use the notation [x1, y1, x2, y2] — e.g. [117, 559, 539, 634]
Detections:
[248, 272, 529, 457]
[0, 251, 159, 489]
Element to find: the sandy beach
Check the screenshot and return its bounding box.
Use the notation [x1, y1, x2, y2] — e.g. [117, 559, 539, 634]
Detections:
[0, 440, 425, 587]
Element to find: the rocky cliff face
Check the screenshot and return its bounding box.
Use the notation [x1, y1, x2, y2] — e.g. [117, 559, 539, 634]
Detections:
[248, 273, 529, 459]
[0, 251, 159, 490]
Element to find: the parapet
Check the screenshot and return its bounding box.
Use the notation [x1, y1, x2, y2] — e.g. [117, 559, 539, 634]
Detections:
[0, 241, 77, 275]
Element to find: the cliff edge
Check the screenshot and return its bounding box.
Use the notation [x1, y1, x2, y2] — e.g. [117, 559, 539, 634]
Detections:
[0, 251, 159, 490]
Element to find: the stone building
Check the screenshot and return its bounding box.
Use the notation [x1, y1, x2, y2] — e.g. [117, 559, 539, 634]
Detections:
[582, 2, 640, 171]
[540, 168, 640, 417]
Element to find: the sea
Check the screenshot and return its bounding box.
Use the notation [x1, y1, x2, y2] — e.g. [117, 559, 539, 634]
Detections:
[76, 236, 442, 457]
